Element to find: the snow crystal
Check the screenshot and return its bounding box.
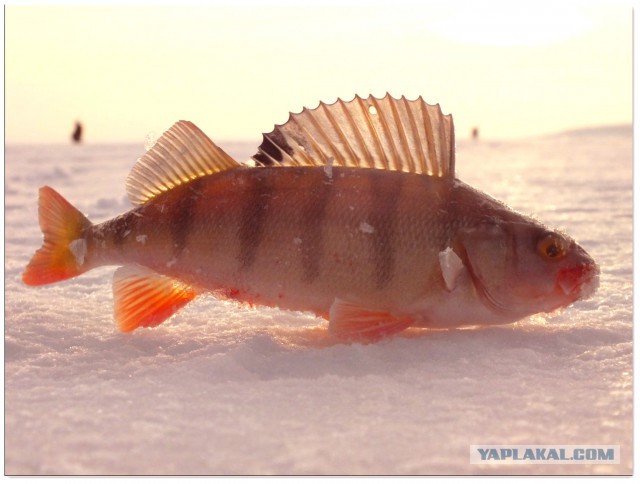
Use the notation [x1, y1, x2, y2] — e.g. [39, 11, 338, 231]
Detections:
[136, 234, 148, 244]
[144, 132, 159, 151]
[359, 222, 375, 234]
[324, 157, 334, 179]
[68, 238, 87, 266]
[438, 247, 464, 291]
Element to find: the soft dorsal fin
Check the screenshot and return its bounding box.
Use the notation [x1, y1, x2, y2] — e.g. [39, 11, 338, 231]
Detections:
[252, 93, 455, 178]
[126, 121, 240, 205]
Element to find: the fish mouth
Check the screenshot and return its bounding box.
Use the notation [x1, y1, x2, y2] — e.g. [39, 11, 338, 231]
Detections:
[556, 262, 600, 301]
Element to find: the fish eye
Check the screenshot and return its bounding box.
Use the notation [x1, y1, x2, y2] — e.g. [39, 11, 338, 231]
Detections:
[537, 233, 567, 260]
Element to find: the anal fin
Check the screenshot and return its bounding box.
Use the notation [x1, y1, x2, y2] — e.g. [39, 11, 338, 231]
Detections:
[328, 299, 413, 342]
[113, 265, 197, 332]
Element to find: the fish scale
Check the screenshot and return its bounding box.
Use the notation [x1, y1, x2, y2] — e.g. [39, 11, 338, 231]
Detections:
[22, 94, 599, 341]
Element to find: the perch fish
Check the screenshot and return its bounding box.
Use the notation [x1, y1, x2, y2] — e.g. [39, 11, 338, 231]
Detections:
[23, 94, 599, 341]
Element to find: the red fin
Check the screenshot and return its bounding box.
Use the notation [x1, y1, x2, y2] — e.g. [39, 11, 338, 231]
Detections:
[23, 186, 92, 286]
[113, 265, 197, 332]
[328, 299, 413, 342]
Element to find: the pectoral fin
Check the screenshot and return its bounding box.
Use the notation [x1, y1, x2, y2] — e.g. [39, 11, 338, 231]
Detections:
[113, 265, 197, 332]
[328, 299, 413, 342]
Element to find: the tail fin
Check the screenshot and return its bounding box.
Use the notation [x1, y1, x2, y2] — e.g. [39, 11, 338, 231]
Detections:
[22, 186, 93, 286]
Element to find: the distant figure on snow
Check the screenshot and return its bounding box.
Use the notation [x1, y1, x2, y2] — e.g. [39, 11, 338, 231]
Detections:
[471, 127, 479, 140]
[72, 121, 83, 144]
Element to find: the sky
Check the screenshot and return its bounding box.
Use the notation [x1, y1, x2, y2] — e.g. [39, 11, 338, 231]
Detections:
[3, 1, 633, 144]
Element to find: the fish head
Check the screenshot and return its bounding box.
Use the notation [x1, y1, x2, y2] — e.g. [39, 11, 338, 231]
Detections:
[459, 220, 599, 320]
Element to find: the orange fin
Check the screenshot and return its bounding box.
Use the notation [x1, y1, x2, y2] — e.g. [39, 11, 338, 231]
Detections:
[23, 186, 93, 286]
[126, 121, 240, 206]
[328, 299, 413, 342]
[113, 265, 197, 332]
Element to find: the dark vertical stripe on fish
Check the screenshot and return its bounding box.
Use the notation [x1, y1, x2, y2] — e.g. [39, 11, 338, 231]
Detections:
[368, 170, 403, 289]
[300, 169, 333, 283]
[237, 172, 273, 270]
[170, 178, 202, 257]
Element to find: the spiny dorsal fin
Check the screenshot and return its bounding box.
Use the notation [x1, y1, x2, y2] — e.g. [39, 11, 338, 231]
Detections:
[252, 93, 455, 178]
[126, 121, 240, 205]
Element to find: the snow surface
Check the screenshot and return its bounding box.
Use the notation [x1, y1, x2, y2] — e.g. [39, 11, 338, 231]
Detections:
[4, 129, 632, 475]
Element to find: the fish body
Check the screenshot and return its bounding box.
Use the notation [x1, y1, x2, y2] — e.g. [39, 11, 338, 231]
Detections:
[23, 94, 599, 341]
